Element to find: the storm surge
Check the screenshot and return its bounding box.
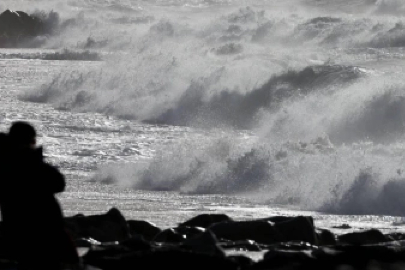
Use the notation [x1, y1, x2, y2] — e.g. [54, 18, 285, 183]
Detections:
[19, 0, 405, 217]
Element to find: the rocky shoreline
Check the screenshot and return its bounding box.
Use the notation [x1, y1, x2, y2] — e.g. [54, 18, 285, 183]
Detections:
[1, 208, 402, 269]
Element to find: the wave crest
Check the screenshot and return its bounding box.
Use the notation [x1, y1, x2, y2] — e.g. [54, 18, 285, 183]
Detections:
[322, 169, 405, 216]
[330, 90, 405, 144]
[24, 64, 363, 130]
[92, 135, 272, 194]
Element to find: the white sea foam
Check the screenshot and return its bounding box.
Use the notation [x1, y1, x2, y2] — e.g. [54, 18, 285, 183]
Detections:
[4, 0, 405, 218]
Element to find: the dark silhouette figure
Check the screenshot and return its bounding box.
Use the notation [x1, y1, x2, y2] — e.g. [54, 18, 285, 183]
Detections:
[0, 121, 79, 269]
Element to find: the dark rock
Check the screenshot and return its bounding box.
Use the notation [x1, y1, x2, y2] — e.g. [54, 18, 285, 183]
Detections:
[74, 237, 101, 248]
[387, 233, 405, 241]
[228, 255, 254, 269]
[119, 235, 152, 251]
[254, 242, 316, 269]
[175, 226, 206, 239]
[10, 209, 405, 269]
[65, 208, 130, 242]
[254, 243, 405, 269]
[152, 226, 206, 244]
[85, 249, 239, 270]
[273, 216, 317, 245]
[127, 220, 162, 241]
[82, 244, 133, 268]
[220, 239, 262, 251]
[256, 216, 318, 244]
[153, 228, 186, 243]
[208, 220, 282, 244]
[178, 214, 233, 228]
[315, 228, 336, 246]
[338, 229, 388, 245]
[312, 245, 405, 269]
[259, 216, 295, 223]
[181, 230, 225, 256]
[0, 259, 18, 270]
[208, 216, 318, 246]
[332, 223, 352, 229]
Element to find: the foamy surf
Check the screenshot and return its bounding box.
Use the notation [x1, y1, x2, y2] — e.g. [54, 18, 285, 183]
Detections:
[1, 0, 405, 235]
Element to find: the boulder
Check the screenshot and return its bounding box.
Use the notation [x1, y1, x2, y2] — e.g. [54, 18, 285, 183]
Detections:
[255, 242, 316, 269]
[386, 233, 405, 242]
[153, 228, 186, 243]
[260, 216, 295, 223]
[74, 237, 101, 248]
[208, 220, 282, 244]
[178, 214, 233, 228]
[272, 216, 317, 245]
[120, 235, 152, 251]
[338, 229, 388, 245]
[315, 228, 336, 246]
[255, 242, 405, 269]
[208, 216, 318, 245]
[312, 245, 405, 269]
[153, 226, 206, 244]
[220, 239, 262, 252]
[181, 230, 225, 256]
[127, 220, 161, 241]
[84, 249, 239, 270]
[332, 223, 351, 229]
[83, 244, 132, 260]
[175, 226, 206, 239]
[228, 255, 254, 269]
[64, 208, 130, 242]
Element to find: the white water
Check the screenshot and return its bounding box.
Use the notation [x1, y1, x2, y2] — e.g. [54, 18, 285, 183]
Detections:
[2, 0, 405, 234]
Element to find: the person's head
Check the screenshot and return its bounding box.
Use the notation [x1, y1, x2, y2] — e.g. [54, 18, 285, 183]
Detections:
[8, 121, 37, 149]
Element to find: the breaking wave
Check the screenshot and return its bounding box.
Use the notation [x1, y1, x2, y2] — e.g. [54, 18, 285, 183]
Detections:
[15, 1, 405, 217]
[83, 64, 405, 216]
[23, 64, 364, 130]
[322, 169, 405, 217]
[150, 65, 363, 129]
[5, 1, 405, 50]
[93, 130, 405, 216]
[93, 136, 272, 194]
[374, 0, 405, 15]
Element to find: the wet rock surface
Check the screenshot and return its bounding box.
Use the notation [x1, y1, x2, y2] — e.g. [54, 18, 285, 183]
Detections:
[0, 209, 405, 269]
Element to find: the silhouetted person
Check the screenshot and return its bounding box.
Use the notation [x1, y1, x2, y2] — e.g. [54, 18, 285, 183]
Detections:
[0, 121, 79, 269]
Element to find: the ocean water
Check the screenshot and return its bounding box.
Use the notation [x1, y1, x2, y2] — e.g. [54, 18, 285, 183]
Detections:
[1, 0, 405, 236]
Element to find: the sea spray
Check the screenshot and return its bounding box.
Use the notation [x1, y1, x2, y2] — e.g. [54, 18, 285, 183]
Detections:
[15, 1, 405, 218]
[92, 129, 405, 216]
[88, 68, 405, 217]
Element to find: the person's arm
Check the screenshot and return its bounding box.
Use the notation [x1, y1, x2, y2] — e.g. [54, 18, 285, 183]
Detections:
[29, 147, 66, 193]
[37, 163, 66, 194]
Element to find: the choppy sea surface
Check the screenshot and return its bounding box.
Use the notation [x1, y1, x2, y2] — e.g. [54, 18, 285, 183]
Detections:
[1, 0, 405, 237]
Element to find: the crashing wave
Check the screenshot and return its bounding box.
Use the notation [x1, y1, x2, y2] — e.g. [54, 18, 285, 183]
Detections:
[322, 168, 405, 217]
[150, 65, 365, 128]
[23, 64, 364, 130]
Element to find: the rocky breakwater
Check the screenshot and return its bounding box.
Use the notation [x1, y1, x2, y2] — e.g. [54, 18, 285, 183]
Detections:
[1, 208, 405, 269]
